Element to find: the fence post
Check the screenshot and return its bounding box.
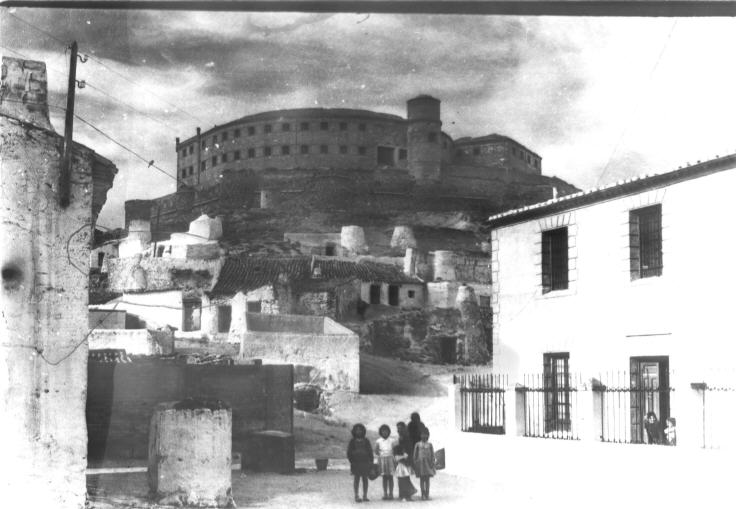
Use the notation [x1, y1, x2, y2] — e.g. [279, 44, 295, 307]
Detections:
[579, 378, 603, 442]
[447, 381, 462, 431]
[684, 382, 707, 449]
[509, 385, 526, 437]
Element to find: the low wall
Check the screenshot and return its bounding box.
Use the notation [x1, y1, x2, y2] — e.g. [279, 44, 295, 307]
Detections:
[89, 329, 155, 355]
[86, 359, 293, 461]
[246, 312, 327, 334]
[239, 319, 359, 392]
[89, 309, 127, 329]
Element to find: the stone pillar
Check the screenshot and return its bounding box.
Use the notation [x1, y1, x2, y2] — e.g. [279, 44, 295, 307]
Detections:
[447, 382, 462, 431]
[1, 56, 117, 508]
[148, 400, 233, 507]
[511, 386, 527, 437]
[456, 285, 491, 365]
[578, 378, 604, 442]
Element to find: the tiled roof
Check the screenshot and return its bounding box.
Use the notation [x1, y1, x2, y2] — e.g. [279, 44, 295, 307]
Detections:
[210, 256, 421, 296]
[487, 153, 736, 228]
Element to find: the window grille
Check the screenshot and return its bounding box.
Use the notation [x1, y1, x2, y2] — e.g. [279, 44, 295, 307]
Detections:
[541, 227, 568, 293]
[264, 124, 272, 133]
[629, 204, 662, 280]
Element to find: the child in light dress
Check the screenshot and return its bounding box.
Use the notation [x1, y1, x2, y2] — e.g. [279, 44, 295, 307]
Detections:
[413, 427, 436, 501]
[374, 424, 397, 500]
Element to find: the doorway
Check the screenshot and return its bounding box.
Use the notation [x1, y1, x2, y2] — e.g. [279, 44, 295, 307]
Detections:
[369, 284, 381, 305]
[388, 285, 400, 306]
[630, 356, 670, 443]
[439, 337, 457, 364]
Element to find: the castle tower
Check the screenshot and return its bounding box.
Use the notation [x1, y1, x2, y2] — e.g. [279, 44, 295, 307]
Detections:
[406, 95, 442, 182]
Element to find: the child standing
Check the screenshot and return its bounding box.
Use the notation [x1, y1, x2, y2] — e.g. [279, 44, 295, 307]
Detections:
[374, 424, 397, 500]
[664, 417, 677, 446]
[413, 427, 436, 501]
[347, 423, 373, 503]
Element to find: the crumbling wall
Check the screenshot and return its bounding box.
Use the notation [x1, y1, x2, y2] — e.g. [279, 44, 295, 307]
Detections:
[1, 57, 117, 508]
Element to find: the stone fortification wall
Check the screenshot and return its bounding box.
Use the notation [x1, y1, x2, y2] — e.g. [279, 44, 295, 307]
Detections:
[86, 359, 293, 460]
[107, 256, 222, 293]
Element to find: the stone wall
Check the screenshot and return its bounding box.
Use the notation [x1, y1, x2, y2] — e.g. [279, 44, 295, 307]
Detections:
[107, 255, 222, 293]
[86, 359, 293, 461]
[1, 56, 117, 508]
[88, 329, 157, 355]
[238, 314, 359, 391]
[89, 309, 127, 329]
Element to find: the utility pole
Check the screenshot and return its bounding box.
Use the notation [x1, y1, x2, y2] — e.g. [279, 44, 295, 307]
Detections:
[60, 40, 78, 207]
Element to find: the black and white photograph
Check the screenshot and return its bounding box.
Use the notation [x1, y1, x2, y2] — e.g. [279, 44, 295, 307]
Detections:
[1, 1, 735, 508]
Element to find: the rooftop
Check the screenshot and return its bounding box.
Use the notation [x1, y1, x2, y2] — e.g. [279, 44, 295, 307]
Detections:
[210, 255, 421, 296]
[487, 153, 736, 228]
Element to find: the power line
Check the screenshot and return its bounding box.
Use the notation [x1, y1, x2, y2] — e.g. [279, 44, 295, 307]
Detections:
[83, 81, 181, 134]
[596, 20, 678, 187]
[5, 12, 209, 126]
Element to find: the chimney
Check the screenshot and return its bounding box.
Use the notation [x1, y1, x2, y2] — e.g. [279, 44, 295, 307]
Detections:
[1, 57, 52, 130]
[552, 186, 558, 200]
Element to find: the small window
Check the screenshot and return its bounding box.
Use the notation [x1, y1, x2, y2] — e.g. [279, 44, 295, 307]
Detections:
[320, 121, 328, 131]
[300, 122, 309, 131]
[218, 305, 232, 333]
[339, 145, 348, 154]
[201, 141, 206, 150]
[407, 290, 415, 298]
[630, 204, 662, 280]
[234, 150, 241, 160]
[98, 252, 105, 267]
[358, 123, 366, 132]
[325, 244, 336, 256]
[473, 147, 480, 156]
[320, 145, 328, 154]
[428, 132, 438, 143]
[222, 131, 228, 141]
[264, 146, 272, 157]
[300, 144, 309, 154]
[221, 153, 228, 163]
[189, 166, 194, 176]
[478, 295, 491, 308]
[282, 145, 290, 155]
[200, 161, 206, 172]
[156, 245, 165, 258]
[248, 126, 255, 136]
[358, 146, 367, 156]
[181, 149, 186, 157]
[188, 146, 193, 155]
[212, 156, 218, 166]
[264, 124, 272, 134]
[248, 148, 256, 158]
[542, 227, 568, 293]
[183, 299, 202, 332]
[398, 149, 407, 160]
[339, 122, 348, 131]
[282, 123, 290, 132]
[377, 146, 395, 165]
[234, 129, 241, 138]
[247, 301, 262, 313]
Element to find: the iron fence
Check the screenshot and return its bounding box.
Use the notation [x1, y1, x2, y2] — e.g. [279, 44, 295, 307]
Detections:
[594, 371, 674, 444]
[519, 373, 582, 440]
[454, 373, 506, 434]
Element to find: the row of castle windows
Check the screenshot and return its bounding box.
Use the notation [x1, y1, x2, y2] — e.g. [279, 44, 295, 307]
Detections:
[180, 121, 374, 157]
[179, 145, 408, 177]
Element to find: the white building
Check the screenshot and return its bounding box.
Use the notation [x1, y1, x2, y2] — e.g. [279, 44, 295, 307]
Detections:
[484, 154, 736, 448]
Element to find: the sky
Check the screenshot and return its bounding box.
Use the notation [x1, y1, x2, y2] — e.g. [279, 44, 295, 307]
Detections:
[2, 8, 736, 228]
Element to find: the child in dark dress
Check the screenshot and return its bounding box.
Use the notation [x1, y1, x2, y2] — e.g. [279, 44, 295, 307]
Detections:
[347, 423, 373, 502]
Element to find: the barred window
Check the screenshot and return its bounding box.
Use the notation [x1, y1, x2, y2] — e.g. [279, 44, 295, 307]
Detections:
[222, 131, 228, 141]
[247, 126, 255, 136]
[300, 122, 309, 131]
[234, 150, 240, 160]
[234, 129, 241, 138]
[264, 124, 272, 134]
[200, 161, 206, 172]
[543, 352, 571, 433]
[282, 123, 290, 132]
[542, 227, 568, 293]
[282, 145, 290, 155]
[221, 153, 228, 163]
[630, 204, 662, 280]
[264, 146, 272, 156]
[247, 148, 255, 158]
[300, 144, 309, 154]
[211, 156, 218, 166]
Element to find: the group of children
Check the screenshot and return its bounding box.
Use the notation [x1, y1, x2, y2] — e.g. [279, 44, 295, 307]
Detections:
[347, 413, 436, 503]
[644, 412, 677, 446]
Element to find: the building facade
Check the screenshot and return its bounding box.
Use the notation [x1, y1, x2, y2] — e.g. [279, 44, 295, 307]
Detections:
[487, 154, 736, 447]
